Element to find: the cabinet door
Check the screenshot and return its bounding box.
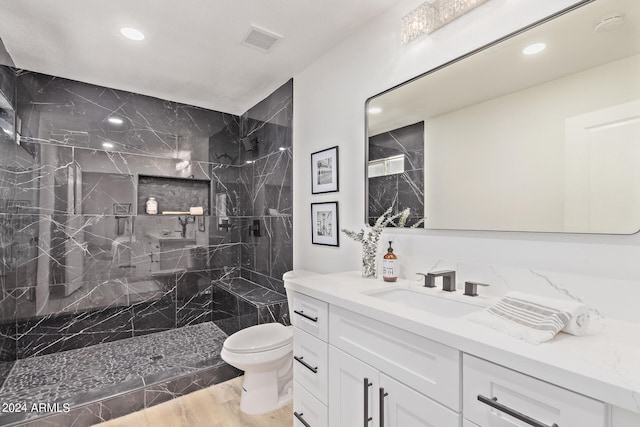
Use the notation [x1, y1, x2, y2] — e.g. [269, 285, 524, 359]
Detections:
[329, 346, 379, 427]
[379, 374, 460, 427]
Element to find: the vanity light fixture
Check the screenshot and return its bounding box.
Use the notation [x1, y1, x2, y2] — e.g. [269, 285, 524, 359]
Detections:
[102, 142, 115, 149]
[401, 0, 489, 44]
[108, 116, 124, 125]
[120, 27, 145, 41]
[368, 107, 382, 114]
[522, 42, 546, 55]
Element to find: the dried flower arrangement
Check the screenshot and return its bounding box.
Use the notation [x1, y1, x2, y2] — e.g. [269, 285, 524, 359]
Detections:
[342, 207, 424, 278]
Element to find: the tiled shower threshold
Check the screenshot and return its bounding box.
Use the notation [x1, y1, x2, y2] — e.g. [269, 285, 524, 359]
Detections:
[0, 322, 240, 426]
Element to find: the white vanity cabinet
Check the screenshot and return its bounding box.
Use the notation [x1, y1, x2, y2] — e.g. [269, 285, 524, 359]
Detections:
[287, 274, 640, 427]
[329, 346, 459, 427]
[290, 291, 329, 427]
[463, 354, 607, 427]
[328, 306, 461, 427]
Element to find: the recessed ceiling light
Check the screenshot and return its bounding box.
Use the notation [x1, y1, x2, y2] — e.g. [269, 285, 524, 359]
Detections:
[120, 27, 145, 41]
[522, 42, 546, 55]
[279, 147, 286, 151]
[246, 160, 254, 164]
[108, 116, 124, 125]
[102, 142, 115, 149]
[368, 107, 382, 114]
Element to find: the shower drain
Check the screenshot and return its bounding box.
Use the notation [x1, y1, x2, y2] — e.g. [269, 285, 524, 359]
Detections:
[150, 355, 163, 362]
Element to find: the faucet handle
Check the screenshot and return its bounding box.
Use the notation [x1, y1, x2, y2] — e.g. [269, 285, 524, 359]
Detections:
[416, 273, 436, 288]
[464, 281, 490, 297]
[419, 270, 456, 291]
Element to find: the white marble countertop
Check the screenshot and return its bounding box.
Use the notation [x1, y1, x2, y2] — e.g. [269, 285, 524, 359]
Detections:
[285, 271, 640, 414]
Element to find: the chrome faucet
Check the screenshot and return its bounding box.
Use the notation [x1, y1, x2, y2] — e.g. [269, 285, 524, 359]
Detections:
[417, 270, 456, 291]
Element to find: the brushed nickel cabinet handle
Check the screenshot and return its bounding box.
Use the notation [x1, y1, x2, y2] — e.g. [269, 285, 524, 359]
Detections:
[363, 377, 373, 426]
[379, 387, 389, 427]
[294, 310, 318, 322]
[477, 395, 559, 427]
[294, 411, 311, 427]
[294, 355, 318, 373]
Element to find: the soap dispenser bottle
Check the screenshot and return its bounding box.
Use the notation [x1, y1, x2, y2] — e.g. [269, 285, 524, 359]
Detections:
[382, 241, 398, 282]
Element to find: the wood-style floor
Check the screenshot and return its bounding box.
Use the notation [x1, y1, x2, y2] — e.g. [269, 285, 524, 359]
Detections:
[93, 377, 292, 427]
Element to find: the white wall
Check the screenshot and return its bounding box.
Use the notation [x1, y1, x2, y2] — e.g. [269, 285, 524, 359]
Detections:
[293, 0, 640, 322]
[425, 55, 640, 232]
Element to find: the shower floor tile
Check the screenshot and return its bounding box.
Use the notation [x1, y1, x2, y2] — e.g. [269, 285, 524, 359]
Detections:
[0, 322, 228, 423]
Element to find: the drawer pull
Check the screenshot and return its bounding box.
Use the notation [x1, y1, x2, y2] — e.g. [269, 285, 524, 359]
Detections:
[379, 387, 389, 427]
[477, 395, 559, 427]
[364, 377, 373, 426]
[294, 411, 311, 427]
[294, 355, 318, 373]
[294, 310, 318, 322]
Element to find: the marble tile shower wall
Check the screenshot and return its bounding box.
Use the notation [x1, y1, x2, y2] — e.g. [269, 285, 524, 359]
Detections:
[0, 68, 232, 370]
[0, 66, 17, 386]
[238, 80, 293, 296]
[368, 121, 424, 226]
[0, 68, 293, 377]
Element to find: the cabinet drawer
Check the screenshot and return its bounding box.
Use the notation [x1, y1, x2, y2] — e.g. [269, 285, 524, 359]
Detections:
[293, 327, 329, 404]
[463, 420, 481, 427]
[329, 305, 460, 411]
[463, 354, 606, 427]
[290, 291, 328, 341]
[294, 381, 328, 427]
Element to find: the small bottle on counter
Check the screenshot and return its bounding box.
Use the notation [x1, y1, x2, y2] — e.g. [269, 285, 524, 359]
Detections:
[145, 197, 158, 215]
[382, 241, 398, 282]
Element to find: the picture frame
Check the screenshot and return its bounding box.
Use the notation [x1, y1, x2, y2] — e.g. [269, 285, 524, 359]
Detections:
[311, 146, 339, 194]
[311, 202, 339, 246]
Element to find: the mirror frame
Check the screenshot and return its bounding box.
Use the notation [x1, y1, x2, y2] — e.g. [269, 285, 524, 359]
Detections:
[363, 0, 640, 234]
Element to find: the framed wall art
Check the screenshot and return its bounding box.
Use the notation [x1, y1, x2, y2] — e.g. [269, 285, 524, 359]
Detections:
[311, 201, 339, 246]
[311, 146, 339, 194]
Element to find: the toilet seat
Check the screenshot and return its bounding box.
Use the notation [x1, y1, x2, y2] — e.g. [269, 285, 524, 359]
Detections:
[223, 323, 292, 354]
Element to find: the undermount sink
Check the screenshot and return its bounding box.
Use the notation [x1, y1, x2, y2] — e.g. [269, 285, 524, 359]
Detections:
[364, 286, 487, 317]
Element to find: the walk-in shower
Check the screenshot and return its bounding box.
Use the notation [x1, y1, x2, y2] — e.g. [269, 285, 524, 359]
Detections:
[0, 66, 293, 426]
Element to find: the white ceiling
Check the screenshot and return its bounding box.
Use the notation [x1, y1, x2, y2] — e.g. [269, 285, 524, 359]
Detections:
[0, 0, 400, 115]
[367, 0, 640, 135]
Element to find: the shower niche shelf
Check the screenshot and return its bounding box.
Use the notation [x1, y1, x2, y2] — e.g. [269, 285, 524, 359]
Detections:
[137, 175, 210, 216]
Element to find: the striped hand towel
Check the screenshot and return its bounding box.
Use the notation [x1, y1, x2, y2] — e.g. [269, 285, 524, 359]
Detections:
[469, 292, 590, 344]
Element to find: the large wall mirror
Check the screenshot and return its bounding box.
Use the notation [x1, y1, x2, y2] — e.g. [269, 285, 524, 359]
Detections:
[366, 0, 640, 233]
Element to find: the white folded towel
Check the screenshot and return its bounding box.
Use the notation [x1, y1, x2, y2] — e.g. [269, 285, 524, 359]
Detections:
[469, 291, 590, 344]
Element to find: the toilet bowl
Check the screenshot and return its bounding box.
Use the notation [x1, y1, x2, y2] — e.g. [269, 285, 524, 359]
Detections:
[221, 323, 294, 415]
[220, 270, 318, 415]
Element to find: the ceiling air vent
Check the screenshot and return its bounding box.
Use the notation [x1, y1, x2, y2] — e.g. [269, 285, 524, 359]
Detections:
[242, 26, 282, 52]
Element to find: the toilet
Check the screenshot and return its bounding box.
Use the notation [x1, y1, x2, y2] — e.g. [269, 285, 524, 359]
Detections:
[220, 269, 317, 415]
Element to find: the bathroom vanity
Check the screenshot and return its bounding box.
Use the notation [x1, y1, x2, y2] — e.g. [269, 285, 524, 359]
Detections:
[286, 272, 640, 427]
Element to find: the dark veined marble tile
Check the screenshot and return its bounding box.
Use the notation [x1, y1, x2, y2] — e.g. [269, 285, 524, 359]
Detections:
[15, 306, 135, 358]
[16, 71, 179, 158]
[257, 302, 290, 326]
[368, 121, 424, 169]
[397, 169, 425, 227]
[131, 296, 177, 336]
[177, 276, 213, 328]
[213, 277, 286, 306]
[241, 219, 271, 277]
[240, 269, 286, 295]
[240, 79, 293, 158]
